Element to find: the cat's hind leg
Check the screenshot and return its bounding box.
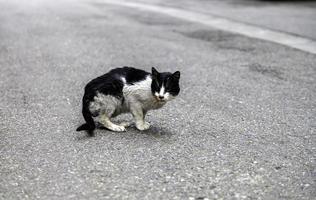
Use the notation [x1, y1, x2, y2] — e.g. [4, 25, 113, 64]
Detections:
[100, 115, 126, 132]
[92, 93, 126, 132]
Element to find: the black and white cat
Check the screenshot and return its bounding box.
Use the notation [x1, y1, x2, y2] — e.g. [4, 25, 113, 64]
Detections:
[76, 67, 180, 136]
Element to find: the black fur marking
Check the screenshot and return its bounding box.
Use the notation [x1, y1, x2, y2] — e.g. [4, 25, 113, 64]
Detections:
[166, 71, 180, 96]
[120, 66, 150, 84]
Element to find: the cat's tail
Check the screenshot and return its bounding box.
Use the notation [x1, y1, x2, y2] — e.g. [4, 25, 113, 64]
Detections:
[76, 123, 91, 131]
[76, 122, 95, 137]
[77, 100, 95, 136]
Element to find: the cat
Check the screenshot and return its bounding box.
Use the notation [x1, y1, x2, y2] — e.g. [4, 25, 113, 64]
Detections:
[76, 66, 180, 136]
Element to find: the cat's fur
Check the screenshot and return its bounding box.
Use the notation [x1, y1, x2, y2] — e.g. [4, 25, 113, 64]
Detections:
[76, 67, 180, 136]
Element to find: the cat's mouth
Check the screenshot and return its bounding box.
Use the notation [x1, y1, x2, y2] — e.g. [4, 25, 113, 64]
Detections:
[154, 96, 166, 103]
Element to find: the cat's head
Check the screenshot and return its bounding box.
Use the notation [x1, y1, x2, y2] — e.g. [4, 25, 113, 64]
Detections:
[151, 67, 180, 102]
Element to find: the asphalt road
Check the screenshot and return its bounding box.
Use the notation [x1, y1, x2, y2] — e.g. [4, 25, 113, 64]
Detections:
[0, 0, 315, 199]
[133, 0, 316, 40]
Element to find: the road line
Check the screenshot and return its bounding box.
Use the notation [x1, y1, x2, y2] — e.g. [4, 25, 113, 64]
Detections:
[99, 0, 316, 54]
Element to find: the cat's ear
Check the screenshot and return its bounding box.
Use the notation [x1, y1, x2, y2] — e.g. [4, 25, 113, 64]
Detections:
[172, 71, 180, 80]
[152, 67, 159, 77]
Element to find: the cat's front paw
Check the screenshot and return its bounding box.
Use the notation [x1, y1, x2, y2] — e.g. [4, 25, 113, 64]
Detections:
[136, 121, 150, 131]
[109, 124, 126, 132]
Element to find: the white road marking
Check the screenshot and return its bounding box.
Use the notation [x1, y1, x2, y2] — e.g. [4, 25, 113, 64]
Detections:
[99, 0, 316, 54]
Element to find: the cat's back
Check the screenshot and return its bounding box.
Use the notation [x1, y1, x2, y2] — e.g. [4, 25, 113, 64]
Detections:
[114, 67, 150, 84]
[83, 67, 150, 97]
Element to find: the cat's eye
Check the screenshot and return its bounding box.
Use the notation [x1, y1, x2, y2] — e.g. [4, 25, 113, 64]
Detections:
[153, 78, 160, 87]
[165, 78, 172, 88]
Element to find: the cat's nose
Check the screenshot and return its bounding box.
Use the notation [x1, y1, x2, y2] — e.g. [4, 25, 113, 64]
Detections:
[158, 95, 164, 100]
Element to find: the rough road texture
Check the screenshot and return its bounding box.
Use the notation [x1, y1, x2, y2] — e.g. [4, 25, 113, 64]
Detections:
[0, 0, 315, 199]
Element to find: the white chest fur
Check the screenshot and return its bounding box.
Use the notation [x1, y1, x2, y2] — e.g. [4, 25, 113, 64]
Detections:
[122, 76, 166, 111]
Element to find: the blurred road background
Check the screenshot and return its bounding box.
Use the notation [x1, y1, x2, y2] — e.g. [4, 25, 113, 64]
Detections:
[1, 0, 315, 199]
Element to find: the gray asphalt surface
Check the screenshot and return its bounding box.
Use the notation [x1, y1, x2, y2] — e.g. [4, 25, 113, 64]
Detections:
[0, 0, 315, 199]
[134, 0, 316, 40]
